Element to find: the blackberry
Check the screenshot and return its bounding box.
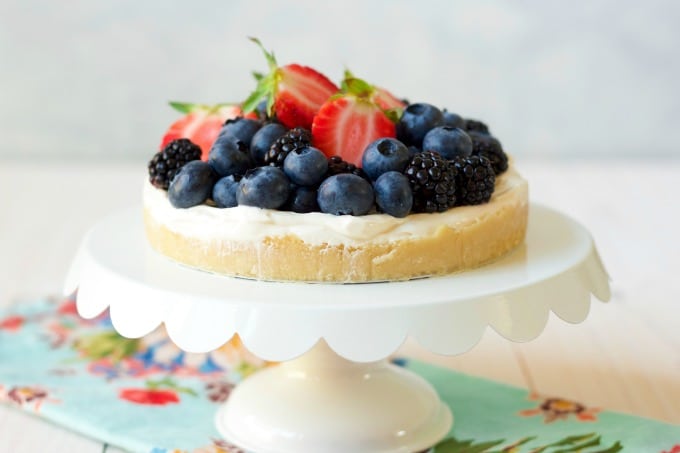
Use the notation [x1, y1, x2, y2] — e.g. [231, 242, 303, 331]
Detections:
[464, 119, 490, 135]
[264, 127, 311, 167]
[403, 151, 457, 213]
[470, 132, 508, 175]
[148, 139, 201, 189]
[453, 155, 495, 206]
[326, 156, 369, 181]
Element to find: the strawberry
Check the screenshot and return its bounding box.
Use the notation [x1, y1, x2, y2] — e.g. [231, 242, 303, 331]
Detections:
[312, 77, 396, 168]
[373, 87, 406, 111]
[242, 38, 338, 130]
[160, 102, 247, 160]
[343, 69, 406, 115]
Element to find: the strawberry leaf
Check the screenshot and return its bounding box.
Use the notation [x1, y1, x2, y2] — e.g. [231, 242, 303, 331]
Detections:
[383, 107, 403, 124]
[342, 77, 374, 98]
[169, 101, 199, 114]
[242, 79, 272, 114]
[249, 37, 277, 71]
[170, 101, 240, 115]
[252, 71, 264, 81]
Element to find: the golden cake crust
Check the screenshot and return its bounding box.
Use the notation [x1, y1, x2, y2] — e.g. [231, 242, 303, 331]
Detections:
[143, 168, 529, 282]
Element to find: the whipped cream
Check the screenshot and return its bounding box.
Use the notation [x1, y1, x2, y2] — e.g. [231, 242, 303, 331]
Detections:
[143, 167, 528, 246]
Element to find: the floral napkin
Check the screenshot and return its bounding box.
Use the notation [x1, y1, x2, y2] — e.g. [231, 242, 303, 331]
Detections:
[1, 294, 678, 452]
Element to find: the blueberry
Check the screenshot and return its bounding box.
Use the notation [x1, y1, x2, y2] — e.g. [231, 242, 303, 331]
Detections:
[285, 186, 320, 213]
[283, 146, 328, 186]
[397, 103, 443, 148]
[168, 161, 216, 208]
[208, 135, 254, 177]
[255, 99, 269, 119]
[361, 138, 411, 181]
[250, 123, 288, 164]
[218, 117, 262, 144]
[317, 174, 374, 216]
[464, 119, 490, 135]
[441, 110, 465, 129]
[237, 166, 290, 209]
[212, 175, 241, 208]
[422, 126, 472, 160]
[374, 172, 413, 218]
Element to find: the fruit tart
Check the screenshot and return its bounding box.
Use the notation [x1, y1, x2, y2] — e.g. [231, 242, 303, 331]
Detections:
[144, 39, 528, 282]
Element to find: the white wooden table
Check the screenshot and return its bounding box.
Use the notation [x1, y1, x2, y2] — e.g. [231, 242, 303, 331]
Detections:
[1, 159, 679, 452]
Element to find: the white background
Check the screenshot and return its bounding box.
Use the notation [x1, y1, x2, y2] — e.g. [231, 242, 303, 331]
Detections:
[1, 0, 679, 160]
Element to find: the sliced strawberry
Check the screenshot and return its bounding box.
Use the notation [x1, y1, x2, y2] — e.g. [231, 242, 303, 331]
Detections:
[243, 38, 338, 130]
[160, 102, 243, 160]
[342, 70, 405, 121]
[373, 87, 406, 111]
[312, 78, 396, 168]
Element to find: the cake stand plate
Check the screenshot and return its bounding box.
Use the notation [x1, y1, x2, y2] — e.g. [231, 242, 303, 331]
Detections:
[65, 204, 609, 453]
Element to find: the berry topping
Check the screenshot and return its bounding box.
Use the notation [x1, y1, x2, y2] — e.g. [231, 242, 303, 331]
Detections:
[283, 146, 329, 186]
[285, 186, 320, 213]
[212, 175, 242, 208]
[243, 38, 339, 129]
[208, 135, 254, 177]
[148, 138, 202, 190]
[265, 127, 312, 167]
[470, 132, 508, 175]
[403, 151, 457, 213]
[250, 123, 288, 164]
[326, 156, 369, 181]
[161, 102, 244, 160]
[168, 161, 217, 209]
[361, 138, 411, 181]
[374, 171, 413, 218]
[452, 155, 495, 206]
[397, 103, 444, 148]
[317, 174, 375, 216]
[218, 117, 263, 145]
[441, 110, 465, 129]
[312, 77, 396, 168]
[464, 119, 490, 135]
[422, 126, 473, 160]
[237, 166, 291, 209]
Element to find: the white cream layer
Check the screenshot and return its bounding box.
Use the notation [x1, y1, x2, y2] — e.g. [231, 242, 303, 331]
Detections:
[143, 167, 528, 246]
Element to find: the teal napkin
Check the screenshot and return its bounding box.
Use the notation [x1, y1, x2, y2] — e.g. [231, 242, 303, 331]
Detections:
[1, 295, 678, 452]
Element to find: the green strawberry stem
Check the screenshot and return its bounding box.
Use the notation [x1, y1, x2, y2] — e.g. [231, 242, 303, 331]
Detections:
[242, 37, 279, 116]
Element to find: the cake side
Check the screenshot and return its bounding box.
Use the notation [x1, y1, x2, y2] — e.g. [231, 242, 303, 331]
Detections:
[143, 168, 528, 282]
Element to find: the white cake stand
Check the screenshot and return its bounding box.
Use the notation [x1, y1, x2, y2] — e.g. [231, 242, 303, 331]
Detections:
[64, 204, 609, 453]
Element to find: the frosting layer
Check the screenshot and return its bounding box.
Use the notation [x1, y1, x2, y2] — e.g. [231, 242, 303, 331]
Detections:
[143, 167, 528, 247]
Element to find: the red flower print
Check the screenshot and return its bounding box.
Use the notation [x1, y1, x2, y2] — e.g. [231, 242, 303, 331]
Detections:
[662, 445, 680, 453]
[57, 299, 79, 316]
[0, 315, 24, 332]
[118, 377, 195, 405]
[119, 388, 180, 405]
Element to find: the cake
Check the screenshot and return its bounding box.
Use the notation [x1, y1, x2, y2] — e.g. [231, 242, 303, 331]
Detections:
[143, 39, 528, 283]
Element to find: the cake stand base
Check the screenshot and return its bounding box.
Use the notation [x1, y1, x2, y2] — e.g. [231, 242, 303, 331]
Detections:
[216, 340, 452, 453]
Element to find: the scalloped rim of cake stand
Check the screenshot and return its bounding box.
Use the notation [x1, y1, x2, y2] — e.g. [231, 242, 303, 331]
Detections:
[65, 203, 610, 363]
[64, 203, 610, 452]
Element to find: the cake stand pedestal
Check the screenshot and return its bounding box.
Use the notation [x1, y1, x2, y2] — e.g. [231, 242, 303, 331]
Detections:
[65, 204, 610, 453]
